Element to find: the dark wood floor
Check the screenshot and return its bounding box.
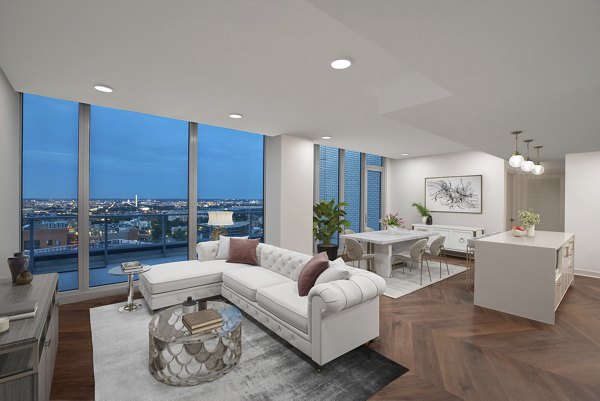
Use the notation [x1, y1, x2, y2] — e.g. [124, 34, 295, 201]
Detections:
[50, 258, 600, 400]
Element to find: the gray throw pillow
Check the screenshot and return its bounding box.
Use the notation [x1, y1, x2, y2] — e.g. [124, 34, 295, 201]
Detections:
[315, 257, 352, 285]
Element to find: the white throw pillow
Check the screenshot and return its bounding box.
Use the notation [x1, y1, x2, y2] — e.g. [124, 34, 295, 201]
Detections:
[315, 257, 353, 285]
[216, 235, 248, 260]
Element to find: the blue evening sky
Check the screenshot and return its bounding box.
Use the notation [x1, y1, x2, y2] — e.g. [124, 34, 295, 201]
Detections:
[22, 94, 263, 199]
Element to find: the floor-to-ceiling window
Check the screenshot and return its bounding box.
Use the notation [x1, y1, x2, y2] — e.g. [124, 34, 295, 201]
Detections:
[366, 153, 384, 230]
[197, 124, 264, 241]
[89, 106, 188, 287]
[22, 94, 79, 291]
[344, 150, 361, 232]
[319, 146, 339, 204]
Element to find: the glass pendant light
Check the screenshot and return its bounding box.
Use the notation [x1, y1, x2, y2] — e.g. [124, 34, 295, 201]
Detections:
[532, 145, 545, 175]
[508, 131, 524, 168]
[521, 139, 535, 172]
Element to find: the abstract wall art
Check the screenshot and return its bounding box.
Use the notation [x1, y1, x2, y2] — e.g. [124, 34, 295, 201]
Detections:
[425, 175, 482, 213]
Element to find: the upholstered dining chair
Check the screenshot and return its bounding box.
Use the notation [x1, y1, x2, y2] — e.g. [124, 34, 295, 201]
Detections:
[425, 235, 449, 277]
[362, 227, 375, 252]
[341, 229, 356, 255]
[364, 227, 374, 232]
[392, 238, 430, 285]
[345, 237, 375, 270]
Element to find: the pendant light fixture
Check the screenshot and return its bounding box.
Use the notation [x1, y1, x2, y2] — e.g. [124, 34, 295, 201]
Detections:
[508, 131, 524, 168]
[532, 145, 545, 175]
[521, 139, 535, 172]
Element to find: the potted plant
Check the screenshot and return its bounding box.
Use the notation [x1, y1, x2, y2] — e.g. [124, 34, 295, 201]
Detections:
[313, 199, 350, 261]
[412, 202, 432, 225]
[518, 209, 540, 237]
[380, 213, 404, 233]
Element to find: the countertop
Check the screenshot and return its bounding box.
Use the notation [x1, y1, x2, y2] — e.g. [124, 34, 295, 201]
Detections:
[478, 231, 574, 250]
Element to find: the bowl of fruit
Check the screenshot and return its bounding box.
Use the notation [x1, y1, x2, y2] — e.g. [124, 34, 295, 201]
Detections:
[512, 226, 527, 237]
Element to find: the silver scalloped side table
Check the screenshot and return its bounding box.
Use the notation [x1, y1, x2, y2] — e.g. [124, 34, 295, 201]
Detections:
[148, 301, 242, 386]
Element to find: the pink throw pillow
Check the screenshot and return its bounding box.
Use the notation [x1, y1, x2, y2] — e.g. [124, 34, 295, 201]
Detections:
[227, 238, 260, 265]
[297, 252, 330, 296]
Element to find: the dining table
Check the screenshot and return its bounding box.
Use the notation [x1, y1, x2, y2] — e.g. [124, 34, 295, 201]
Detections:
[340, 229, 437, 277]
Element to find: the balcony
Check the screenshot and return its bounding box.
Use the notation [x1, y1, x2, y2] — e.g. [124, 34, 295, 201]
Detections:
[22, 209, 264, 291]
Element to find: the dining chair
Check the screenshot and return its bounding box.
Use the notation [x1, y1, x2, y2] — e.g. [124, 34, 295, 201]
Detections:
[392, 239, 430, 285]
[425, 235, 449, 277]
[345, 237, 375, 270]
[362, 227, 375, 252]
[364, 227, 374, 232]
[341, 229, 355, 255]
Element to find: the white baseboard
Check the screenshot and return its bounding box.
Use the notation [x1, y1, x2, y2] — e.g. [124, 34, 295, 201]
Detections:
[575, 269, 600, 279]
[58, 281, 135, 304]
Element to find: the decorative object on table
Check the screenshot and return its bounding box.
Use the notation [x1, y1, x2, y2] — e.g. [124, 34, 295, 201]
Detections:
[508, 130, 525, 167]
[313, 199, 351, 261]
[0, 316, 9, 333]
[7, 252, 30, 284]
[411, 202, 432, 224]
[511, 226, 527, 237]
[380, 212, 404, 232]
[15, 269, 33, 285]
[208, 211, 234, 240]
[424, 175, 482, 214]
[182, 308, 223, 334]
[197, 299, 207, 310]
[182, 296, 197, 314]
[518, 209, 540, 237]
[0, 300, 38, 321]
[121, 260, 143, 272]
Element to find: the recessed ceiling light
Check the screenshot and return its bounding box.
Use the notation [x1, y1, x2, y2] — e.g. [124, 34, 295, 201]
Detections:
[401, 153, 409, 156]
[331, 59, 352, 70]
[94, 85, 113, 93]
[321, 136, 332, 140]
[229, 113, 243, 119]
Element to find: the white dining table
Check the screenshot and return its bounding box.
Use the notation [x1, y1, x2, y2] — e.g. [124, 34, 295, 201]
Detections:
[340, 229, 437, 277]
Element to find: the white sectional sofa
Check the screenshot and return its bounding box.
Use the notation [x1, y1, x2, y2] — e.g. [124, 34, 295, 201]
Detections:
[140, 241, 386, 366]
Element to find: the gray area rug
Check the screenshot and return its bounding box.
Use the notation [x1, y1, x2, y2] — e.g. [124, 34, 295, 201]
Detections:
[383, 262, 466, 298]
[91, 302, 407, 401]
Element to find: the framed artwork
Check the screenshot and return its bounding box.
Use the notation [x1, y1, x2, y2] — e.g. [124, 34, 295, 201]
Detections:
[425, 175, 482, 214]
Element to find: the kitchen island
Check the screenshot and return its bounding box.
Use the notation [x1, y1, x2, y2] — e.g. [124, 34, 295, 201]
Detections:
[474, 231, 575, 325]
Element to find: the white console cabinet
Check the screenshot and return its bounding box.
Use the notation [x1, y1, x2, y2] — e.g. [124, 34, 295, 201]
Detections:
[412, 224, 484, 252]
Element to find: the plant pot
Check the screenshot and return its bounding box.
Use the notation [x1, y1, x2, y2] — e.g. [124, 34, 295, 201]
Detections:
[7, 252, 30, 284]
[426, 215, 433, 225]
[527, 225, 535, 237]
[317, 244, 338, 261]
[421, 216, 428, 224]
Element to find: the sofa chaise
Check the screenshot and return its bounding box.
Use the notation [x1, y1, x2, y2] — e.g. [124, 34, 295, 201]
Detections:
[139, 240, 386, 366]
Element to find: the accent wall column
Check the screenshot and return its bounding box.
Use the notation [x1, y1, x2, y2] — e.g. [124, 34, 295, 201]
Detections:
[78, 103, 90, 290]
[264, 135, 314, 255]
[188, 123, 198, 260]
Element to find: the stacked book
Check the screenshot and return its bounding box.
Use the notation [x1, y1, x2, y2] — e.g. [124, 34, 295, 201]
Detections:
[121, 261, 144, 273]
[182, 309, 223, 334]
[0, 300, 38, 321]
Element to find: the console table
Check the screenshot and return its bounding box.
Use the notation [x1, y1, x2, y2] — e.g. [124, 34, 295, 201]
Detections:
[474, 231, 575, 325]
[0, 273, 59, 401]
[412, 224, 484, 253]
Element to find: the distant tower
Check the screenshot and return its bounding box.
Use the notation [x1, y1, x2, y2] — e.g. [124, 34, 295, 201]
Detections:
[135, 194, 138, 208]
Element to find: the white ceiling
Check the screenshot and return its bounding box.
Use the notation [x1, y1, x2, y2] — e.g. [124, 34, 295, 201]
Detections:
[1, 1, 598, 161]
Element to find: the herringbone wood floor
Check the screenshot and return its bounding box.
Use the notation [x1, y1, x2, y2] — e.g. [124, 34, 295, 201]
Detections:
[50, 258, 600, 401]
[370, 257, 600, 401]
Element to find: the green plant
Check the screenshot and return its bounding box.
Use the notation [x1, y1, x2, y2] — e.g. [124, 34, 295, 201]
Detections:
[518, 209, 540, 229]
[313, 199, 350, 246]
[411, 202, 431, 217]
[380, 213, 404, 228]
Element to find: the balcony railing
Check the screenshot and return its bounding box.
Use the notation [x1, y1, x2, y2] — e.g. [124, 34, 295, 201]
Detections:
[23, 209, 264, 273]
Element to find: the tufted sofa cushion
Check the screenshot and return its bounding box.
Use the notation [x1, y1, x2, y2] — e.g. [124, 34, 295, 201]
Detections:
[256, 282, 309, 334]
[222, 266, 292, 302]
[258, 244, 312, 280]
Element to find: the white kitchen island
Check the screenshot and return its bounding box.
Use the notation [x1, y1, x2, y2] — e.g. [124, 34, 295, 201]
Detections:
[474, 231, 575, 325]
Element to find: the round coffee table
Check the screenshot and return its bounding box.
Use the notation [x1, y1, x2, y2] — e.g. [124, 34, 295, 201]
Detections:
[107, 265, 151, 312]
[148, 301, 242, 386]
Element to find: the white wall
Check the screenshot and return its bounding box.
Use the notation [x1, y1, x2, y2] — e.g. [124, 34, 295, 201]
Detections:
[565, 151, 600, 277]
[0, 69, 21, 279]
[387, 151, 506, 233]
[264, 135, 314, 255]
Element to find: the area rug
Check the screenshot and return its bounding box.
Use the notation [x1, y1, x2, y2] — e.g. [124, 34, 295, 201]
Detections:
[382, 262, 467, 299]
[91, 302, 407, 401]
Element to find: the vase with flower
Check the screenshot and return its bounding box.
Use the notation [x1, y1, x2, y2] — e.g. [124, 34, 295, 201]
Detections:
[518, 209, 541, 237]
[380, 213, 404, 234]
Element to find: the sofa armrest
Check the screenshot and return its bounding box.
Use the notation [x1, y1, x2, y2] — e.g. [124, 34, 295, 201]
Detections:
[308, 271, 385, 316]
[196, 241, 219, 261]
